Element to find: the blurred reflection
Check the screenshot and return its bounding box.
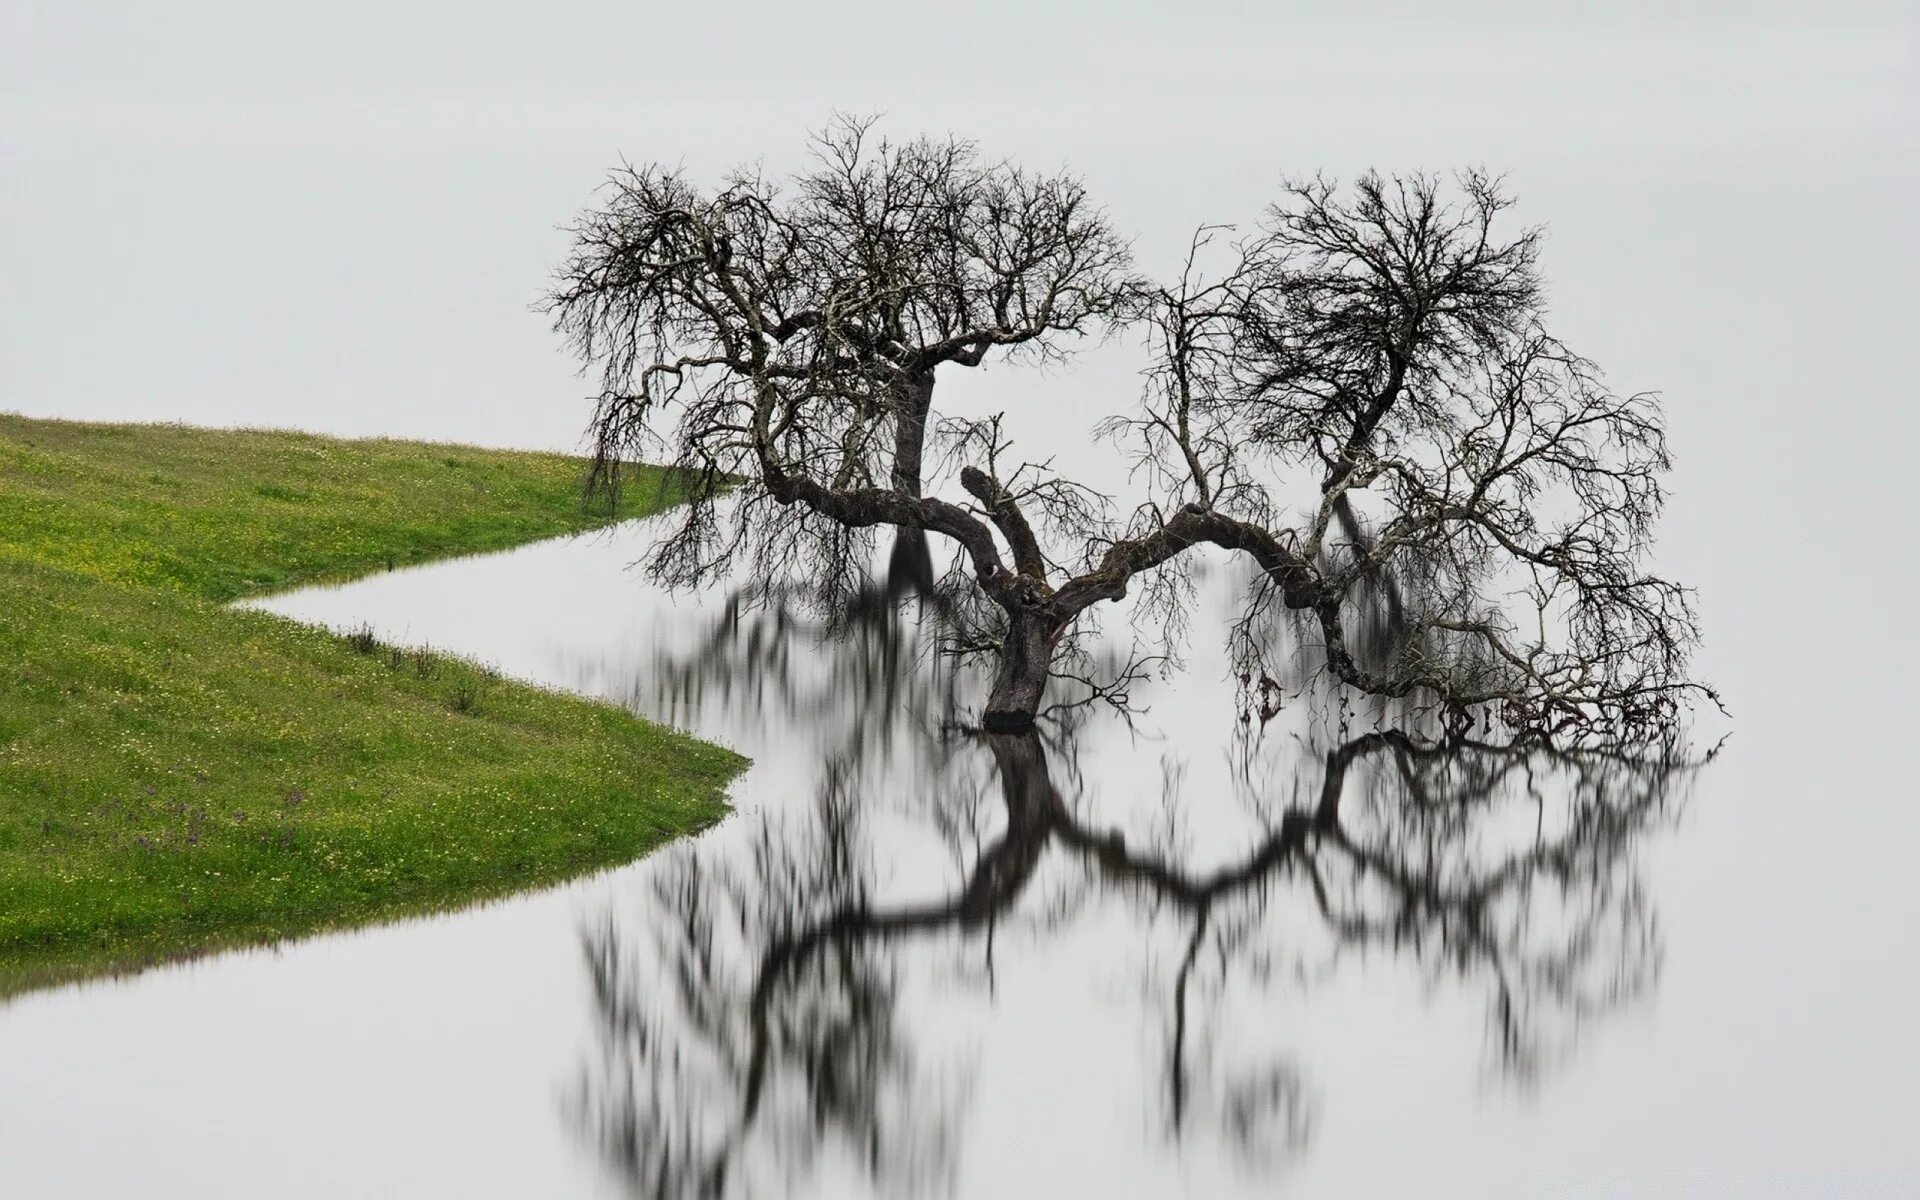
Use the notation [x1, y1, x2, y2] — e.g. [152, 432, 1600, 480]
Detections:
[567, 590, 1706, 1198]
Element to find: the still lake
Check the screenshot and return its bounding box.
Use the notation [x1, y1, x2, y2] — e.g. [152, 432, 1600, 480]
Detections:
[2, 515, 1914, 1198]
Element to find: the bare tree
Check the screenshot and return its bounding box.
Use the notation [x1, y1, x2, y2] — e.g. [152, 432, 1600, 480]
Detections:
[548, 124, 1716, 740]
[547, 115, 1134, 601]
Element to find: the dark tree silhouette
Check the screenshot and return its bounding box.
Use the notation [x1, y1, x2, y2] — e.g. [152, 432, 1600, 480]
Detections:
[548, 121, 1716, 740]
[546, 117, 1133, 605]
[565, 594, 1705, 1198]
[572, 724, 1693, 1198]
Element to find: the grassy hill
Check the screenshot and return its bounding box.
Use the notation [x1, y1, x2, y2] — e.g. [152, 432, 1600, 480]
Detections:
[0, 415, 743, 996]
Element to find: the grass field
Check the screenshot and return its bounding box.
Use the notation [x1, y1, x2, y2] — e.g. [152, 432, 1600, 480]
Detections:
[0, 415, 744, 996]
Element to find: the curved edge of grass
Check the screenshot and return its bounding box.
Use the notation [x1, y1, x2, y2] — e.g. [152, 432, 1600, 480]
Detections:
[1, 803, 738, 1002]
[0, 418, 746, 1000]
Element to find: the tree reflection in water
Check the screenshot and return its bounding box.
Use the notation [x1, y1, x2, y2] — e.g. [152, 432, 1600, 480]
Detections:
[567, 588, 1708, 1198]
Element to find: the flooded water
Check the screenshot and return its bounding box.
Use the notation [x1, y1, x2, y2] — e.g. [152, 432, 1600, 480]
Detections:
[3, 519, 1917, 1198]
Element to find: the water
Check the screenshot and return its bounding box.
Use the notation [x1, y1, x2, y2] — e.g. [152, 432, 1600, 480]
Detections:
[3, 519, 1916, 1198]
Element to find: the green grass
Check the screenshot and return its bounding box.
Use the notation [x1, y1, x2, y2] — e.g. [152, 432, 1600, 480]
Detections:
[0, 415, 744, 996]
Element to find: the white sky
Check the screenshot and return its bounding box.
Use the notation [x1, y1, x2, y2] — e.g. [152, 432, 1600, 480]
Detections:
[7, 0, 1913, 708]
[3, 4, 1920, 1195]
[3, 0, 1913, 450]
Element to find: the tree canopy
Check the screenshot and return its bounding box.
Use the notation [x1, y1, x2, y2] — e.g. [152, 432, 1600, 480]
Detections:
[546, 118, 1716, 742]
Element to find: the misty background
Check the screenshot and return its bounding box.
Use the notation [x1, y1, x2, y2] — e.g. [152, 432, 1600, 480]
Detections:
[4, 3, 1919, 1189]
[6, 0, 1915, 720]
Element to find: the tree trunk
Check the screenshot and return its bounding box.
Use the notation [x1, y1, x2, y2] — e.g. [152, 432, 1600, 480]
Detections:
[890, 373, 935, 495]
[982, 606, 1063, 732]
[885, 372, 938, 596]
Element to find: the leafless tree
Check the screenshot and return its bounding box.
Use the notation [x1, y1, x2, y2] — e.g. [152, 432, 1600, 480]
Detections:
[546, 116, 1134, 603]
[548, 123, 1716, 741]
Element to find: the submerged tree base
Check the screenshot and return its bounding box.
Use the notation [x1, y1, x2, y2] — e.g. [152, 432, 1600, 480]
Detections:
[980, 709, 1039, 734]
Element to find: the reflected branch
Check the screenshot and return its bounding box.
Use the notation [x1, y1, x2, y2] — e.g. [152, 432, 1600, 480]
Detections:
[570, 594, 1706, 1197]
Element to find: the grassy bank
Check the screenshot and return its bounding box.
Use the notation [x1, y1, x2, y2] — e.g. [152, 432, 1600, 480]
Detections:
[0, 415, 743, 996]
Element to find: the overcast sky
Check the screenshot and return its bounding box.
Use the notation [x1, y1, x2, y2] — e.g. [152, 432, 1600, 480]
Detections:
[3, 0, 1917, 705]
[4, 7, 1920, 1192]
[3, 1, 1912, 446]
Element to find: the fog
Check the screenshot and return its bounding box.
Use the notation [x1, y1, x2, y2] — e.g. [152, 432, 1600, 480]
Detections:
[4, 2, 1919, 1194]
[7, 0, 1916, 730]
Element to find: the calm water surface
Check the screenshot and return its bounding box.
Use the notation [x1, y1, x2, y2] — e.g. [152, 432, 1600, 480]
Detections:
[3, 519, 1915, 1198]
